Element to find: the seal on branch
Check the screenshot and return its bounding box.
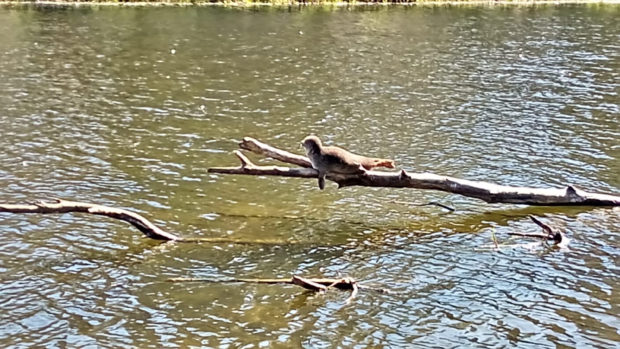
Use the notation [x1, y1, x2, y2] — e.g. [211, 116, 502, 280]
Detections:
[301, 135, 395, 190]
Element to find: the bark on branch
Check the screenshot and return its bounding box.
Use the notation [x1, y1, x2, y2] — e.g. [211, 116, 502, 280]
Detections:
[208, 137, 620, 206]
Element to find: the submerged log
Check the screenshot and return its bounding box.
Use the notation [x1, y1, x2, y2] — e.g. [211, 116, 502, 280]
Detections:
[208, 137, 620, 206]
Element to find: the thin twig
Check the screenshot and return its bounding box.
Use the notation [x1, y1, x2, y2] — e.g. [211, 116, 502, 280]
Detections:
[344, 281, 359, 305]
[507, 232, 549, 239]
[529, 215, 553, 235]
[412, 201, 456, 212]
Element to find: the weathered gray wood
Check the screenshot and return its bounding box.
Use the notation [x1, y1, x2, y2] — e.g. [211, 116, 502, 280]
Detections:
[0, 198, 316, 243]
[0, 199, 181, 240]
[209, 137, 620, 206]
[239, 137, 312, 168]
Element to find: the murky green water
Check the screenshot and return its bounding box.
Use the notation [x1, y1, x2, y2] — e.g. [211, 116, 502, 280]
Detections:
[0, 4, 619, 348]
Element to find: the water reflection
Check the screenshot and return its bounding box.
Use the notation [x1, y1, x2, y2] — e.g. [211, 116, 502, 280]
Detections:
[0, 4, 619, 348]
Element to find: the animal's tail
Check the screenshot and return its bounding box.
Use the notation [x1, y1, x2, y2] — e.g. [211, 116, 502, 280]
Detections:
[362, 159, 395, 170]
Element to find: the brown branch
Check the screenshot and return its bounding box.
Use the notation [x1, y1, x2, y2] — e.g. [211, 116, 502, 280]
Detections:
[326, 277, 359, 304]
[529, 215, 554, 236]
[529, 215, 565, 244]
[507, 232, 549, 239]
[209, 137, 620, 206]
[507, 215, 566, 246]
[292, 275, 328, 292]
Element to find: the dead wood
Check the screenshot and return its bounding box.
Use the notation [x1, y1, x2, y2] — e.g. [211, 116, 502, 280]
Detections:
[169, 276, 390, 301]
[0, 199, 181, 241]
[209, 137, 620, 206]
[239, 137, 311, 168]
[292, 275, 329, 292]
[508, 215, 567, 246]
[0, 198, 300, 244]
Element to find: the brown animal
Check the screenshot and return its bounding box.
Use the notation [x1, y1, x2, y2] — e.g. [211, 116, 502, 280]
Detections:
[301, 135, 395, 190]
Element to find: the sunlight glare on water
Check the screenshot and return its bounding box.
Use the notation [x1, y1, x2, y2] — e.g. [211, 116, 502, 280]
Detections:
[0, 4, 618, 348]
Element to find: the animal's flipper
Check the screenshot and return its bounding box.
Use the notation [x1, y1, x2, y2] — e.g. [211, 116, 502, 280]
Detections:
[318, 172, 326, 190]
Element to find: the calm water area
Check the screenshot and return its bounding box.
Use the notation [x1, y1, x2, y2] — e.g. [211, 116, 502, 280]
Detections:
[0, 3, 619, 348]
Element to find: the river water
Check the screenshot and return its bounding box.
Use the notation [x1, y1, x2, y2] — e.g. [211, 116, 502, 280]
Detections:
[0, 4, 618, 348]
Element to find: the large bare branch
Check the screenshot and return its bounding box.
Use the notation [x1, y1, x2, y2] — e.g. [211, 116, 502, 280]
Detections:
[209, 137, 620, 206]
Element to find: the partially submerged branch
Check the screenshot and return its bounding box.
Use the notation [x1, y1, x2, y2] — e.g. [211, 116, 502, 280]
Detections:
[292, 275, 329, 292]
[508, 215, 567, 247]
[169, 275, 388, 303]
[0, 199, 181, 241]
[209, 137, 620, 206]
[169, 276, 363, 290]
[0, 198, 298, 244]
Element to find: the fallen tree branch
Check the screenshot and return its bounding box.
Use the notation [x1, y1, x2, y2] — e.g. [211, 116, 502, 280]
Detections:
[208, 137, 620, 206]
[0, 198, 302, 244]
[239, 137, 312, 168]
[508, 215, 567, 247]
[344, 281, 359, 305]
[168, 275, 390, 302]
[292, 275, 328, 292]
[168, 276, 359, 289]
[0, 199, 181, 241]
[507, 232, 551, 239]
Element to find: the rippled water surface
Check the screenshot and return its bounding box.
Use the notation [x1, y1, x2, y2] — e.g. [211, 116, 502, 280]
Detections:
[0, 4, 619, 348]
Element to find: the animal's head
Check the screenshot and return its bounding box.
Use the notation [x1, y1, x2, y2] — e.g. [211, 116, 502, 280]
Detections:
[301, 135, 322, 154]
